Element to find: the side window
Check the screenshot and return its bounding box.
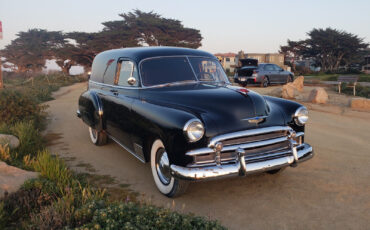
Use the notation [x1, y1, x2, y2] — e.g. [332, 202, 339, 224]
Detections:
[264, 64, 274, 71]
[273, 65, 282, 71]
[115, 60, 138, 87]
[103, 59, 116, 85]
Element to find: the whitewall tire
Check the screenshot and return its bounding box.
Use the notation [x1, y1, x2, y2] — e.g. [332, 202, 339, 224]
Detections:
[150, 139, 189, 197]
[88, 127, 107, 146]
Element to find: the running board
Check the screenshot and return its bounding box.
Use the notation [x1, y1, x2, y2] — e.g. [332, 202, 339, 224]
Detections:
[108, 135, 145, 163]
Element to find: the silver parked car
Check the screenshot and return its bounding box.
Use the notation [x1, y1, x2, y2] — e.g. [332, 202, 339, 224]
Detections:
[234, 60, 294, 87]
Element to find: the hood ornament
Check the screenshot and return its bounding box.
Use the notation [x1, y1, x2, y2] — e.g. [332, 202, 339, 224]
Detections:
[242, 116, 267, 124]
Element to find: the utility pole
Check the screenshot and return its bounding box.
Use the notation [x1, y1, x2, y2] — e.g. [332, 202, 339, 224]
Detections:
[0, 21, 3, 89]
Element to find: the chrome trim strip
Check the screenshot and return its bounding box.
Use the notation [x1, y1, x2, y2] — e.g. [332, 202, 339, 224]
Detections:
[296, 132, 304, 138]
[187, 136, 289, 156]
[208, 126, 292, 148]
[171, 143, 313, 181]
[108, 134, 145, 163]
[90, 80, 141, 90]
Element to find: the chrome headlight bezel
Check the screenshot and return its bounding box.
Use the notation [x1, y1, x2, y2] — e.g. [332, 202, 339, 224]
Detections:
[183, 118, 205, 143]
[294, 106, 309, 126]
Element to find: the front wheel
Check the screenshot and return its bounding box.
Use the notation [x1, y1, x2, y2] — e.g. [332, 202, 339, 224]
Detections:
[150, 139, 189, 197]
[88, 127, 107, 146]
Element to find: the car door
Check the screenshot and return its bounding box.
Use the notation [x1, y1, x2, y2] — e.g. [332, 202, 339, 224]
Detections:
[264, 64, 277, 83]
[106, 59, 139, 152]
[272, 64, 286, 83]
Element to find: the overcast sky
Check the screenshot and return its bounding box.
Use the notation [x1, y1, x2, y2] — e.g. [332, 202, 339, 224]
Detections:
[0, 0, 369, 54]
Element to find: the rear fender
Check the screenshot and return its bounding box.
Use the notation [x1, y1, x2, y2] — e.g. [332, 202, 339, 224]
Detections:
[78, 90, 105, 131]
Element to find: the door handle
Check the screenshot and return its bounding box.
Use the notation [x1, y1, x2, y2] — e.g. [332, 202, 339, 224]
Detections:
[110, 89, 118, 95]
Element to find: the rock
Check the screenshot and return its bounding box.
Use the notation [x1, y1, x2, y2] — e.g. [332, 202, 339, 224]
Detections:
[282, 84, 297, 99]
[351, 98, 370, 111]
[0, 161, 38, 198]
[308, 87, 328, 104]
[291, 76, 304, 92]
[0, 134, 20, 149]
[268, 88, 283, 97]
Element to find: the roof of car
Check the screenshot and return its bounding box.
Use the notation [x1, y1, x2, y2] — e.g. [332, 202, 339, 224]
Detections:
[96, 46, 216, 63]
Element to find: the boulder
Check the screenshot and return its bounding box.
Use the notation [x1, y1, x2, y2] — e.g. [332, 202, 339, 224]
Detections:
[0, 134, 20, 149]
[0, 161, 38, 198]
[308, 87, 328, 104]
[268, 87, 283, 97]
[351, 98, 370, 111]
[291, 76, 304, 92]
[282, 84, 297, 99]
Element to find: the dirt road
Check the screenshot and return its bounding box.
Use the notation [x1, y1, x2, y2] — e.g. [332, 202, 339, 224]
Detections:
[46, 83, 370, 230]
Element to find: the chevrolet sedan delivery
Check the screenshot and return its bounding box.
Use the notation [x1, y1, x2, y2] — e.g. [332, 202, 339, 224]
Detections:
[77, 47, 314, 197]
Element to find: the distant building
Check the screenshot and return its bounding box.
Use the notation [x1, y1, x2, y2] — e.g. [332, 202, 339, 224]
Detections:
[214, 53, 236, 73]
[242, 53, 285, 68]
[362, 55, 370, 74]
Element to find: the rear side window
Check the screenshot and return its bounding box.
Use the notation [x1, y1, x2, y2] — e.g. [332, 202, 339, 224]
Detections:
[103, 59, 116, 85]
[115, 60, 139, 87]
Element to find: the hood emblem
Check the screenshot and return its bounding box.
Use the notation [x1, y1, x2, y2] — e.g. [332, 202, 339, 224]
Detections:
[242, 116, 267, 124]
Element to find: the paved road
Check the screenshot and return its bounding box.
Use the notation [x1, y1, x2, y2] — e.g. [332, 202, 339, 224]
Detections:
[46, 83, 370, 230]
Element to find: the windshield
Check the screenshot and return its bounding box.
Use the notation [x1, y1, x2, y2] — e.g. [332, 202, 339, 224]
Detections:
[140, 56, 229, 87]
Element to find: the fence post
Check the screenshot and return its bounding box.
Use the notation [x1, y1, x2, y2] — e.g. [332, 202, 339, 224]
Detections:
[338, 82, 341, 94]
[353, 82, 356, 96]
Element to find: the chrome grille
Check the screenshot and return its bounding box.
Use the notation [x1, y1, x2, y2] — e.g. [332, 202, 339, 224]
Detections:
[187, 126, 296, 167]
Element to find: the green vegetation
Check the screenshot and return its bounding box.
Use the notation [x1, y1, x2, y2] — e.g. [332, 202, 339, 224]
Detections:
[280, 28, 368, 73]
[339, 83, 370, 98]
[0, 74, 226, 229]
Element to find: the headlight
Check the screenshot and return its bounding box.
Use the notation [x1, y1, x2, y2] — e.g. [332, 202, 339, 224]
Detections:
[183, 119, 204, 142]
[294, 107, 309, 126]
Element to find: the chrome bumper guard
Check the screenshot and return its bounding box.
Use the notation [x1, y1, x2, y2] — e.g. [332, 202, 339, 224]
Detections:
[170, 126, 314, 181]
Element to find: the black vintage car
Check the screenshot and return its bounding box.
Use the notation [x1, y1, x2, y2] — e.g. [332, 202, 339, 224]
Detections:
[77, 47, 314, 197]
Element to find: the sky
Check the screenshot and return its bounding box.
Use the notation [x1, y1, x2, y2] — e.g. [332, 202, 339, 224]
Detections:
[0, 0, 369, 70]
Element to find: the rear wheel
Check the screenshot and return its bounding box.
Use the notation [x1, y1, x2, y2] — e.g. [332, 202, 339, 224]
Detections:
[151, 139, 189, 197]
[88, 127, 107, 146]
[261, 77, 269, 87]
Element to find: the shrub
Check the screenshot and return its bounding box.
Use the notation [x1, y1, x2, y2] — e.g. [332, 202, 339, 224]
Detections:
[72, 202, 226, 230]
[0, 187, 54, 228]
[0, 89, 46, 128]
[10, 121, 44, 158]
[32, 150, 74, 189]
[0, 144, 11, 162]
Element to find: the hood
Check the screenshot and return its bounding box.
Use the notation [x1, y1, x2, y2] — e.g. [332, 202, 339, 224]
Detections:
[140, 83, 285, 136]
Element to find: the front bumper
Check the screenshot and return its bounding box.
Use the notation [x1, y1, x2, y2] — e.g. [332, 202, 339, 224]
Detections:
[170, 143, 313, 181]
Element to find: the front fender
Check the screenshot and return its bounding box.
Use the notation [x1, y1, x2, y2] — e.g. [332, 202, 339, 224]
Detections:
[263, 96, 305, 132]
[78, 90, 105, 131]
[131, 100, 205, 166]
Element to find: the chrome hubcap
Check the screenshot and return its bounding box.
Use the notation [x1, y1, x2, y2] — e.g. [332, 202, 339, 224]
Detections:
[156, 148, 171, 185]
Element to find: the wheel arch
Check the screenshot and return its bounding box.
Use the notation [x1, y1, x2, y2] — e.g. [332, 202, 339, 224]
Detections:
[78, 90, 105, 132]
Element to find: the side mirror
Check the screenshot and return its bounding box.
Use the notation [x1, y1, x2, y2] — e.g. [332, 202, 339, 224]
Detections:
[127, 77, 136, 86]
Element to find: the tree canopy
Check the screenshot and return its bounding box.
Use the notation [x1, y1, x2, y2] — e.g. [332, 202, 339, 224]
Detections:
[0, 10, 203, 74]
[280, 28, 368, 72]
